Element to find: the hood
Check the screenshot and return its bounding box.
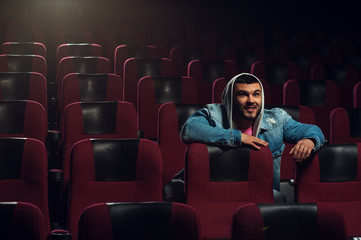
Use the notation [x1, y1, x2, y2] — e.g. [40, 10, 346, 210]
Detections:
[221, 73, 264, 137]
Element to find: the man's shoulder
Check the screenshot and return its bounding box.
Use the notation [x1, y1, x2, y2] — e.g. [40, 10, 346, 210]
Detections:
[263, 107, 288, 117]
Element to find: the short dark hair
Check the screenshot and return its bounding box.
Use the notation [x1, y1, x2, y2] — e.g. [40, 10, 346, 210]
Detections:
[234, 74, 259, 84]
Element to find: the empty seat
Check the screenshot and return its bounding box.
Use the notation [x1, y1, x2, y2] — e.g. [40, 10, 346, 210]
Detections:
[0, 202, 47, 240]
[0, 100, 47, 143]
[158, 103, 203, 184]
[61, 101, 138, 182]
[59, 73, 123, 126]
[185, 143, 274, 240]
[78, 202, 200, 240]
[231, 202, 346, 240]
[223, 47, 265, 73]
[56, 43, 103, 71]
[170, 46, 215, 76]
[296, 143, 361, 238]
[1, 42, 46, 58]
[123, 58, 175, 107]
[0, 54, 47, 78]
[283, 79, 341, 140]
[138, 76, 198, 140]
[68, 138, 163, 240]
[0, 72, 47, 109]
[330, 107, 361, 144]
[0, 138, 50, 234]
[288, 50, 320, 80]
[114, 45, 160, 77]
[57, 56, 112, 98]
[251, 61, 300, 105]
[311, 63, 359, 107]
[188, 60, 238, 104]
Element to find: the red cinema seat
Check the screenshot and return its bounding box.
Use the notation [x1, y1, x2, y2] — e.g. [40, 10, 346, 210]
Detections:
[188, 60, 238, 104]
[0, 100, 47, 143]
[0, 54, 47, 78]
[231, 202, 346, 240]
[68, 138, 163, 240]
[185, 143, 274, 240]
[158, 103, 203, 185]
[330, 107, 361, 144]
[296, 143, 361, 238]
[311, 63, 359, 107]
[251, 61, 300, 105]
[59, 73, 123, 127]
[1, 42, 46, 58]
[138, 76, 198, 140]
[57, 56, 111, 98]
[283, 79, 341, 140]
[0, 138, 50, 234]
[123, 58, 175, 107]
[61, 101, 138, 182]
[114, 45, 159, 77]
[0, 202, 48, 240]
[0, 72, 47, 110]
[78, 202, 200, 240]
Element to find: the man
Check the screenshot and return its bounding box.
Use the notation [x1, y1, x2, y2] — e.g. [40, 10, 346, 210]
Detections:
[181, 73, 325, 191]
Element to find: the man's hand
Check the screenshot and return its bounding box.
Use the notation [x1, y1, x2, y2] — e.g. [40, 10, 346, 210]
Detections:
[241, 133, 269, 150]
[289, 138, 315, 162]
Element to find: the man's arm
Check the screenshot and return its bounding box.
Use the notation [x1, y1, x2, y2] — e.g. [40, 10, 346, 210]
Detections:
[181, 107, 268, 149]
[283, 117, 325, 162]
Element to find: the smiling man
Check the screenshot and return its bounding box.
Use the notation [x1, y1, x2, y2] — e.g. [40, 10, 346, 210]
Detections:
[181, 73, 325, 191]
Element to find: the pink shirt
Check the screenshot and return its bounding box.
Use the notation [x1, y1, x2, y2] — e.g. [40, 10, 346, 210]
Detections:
[241, 126, 253, 136]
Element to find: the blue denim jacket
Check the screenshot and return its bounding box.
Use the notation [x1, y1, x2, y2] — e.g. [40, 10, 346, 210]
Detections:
[181, 104, 325, 190]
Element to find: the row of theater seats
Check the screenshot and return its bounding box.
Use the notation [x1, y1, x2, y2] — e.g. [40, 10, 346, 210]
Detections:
[0, 137, 358, 240]
[0, 201, 347, 240]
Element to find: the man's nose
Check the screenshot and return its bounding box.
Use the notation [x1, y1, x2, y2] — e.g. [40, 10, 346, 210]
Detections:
[248, 95, 255, 103]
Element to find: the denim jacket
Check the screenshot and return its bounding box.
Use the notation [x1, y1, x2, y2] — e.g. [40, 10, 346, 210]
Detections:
[181, 104, 325, 190]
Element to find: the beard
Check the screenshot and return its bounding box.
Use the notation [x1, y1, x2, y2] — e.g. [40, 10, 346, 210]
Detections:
[234, 104, 261, 122]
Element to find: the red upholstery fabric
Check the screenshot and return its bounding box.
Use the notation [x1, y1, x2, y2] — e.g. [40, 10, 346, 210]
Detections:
[212, 77, 271, 104]
[283, 79, 341, 140]
[231, 202, 347, 240]
[62, 101, 138, 182]
[123, 58, 175, 108]
[0, 100, 47, 143]
[188, 59, 238, 104]
[59, 73, 123, 125]
[0, 138, 49, 234]
[0, 72, 47, 109]
[185, 143, 274, 240]
[157, 103, 203, 184]
[78, 202, 200, 240]
[311, 63, 359, 107]
[0, 54, 47, 78]
[0, 202, 47, 240]
[1, 42, 47, 58]
[69, 139, 163, 240]
[251, 61, 300, 105]
[296, 143, 361, 238]
[138, 76, 198, 140]
[114, 45, 159, 77]
[330, 107, 361, 144]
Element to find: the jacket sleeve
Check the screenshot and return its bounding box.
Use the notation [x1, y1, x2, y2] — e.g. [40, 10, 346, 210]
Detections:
[282, 114, 325, 151]
[180, 108, 242, 148]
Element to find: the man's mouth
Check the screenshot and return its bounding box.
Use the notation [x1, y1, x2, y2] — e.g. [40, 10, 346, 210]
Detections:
[244, 106, 257, 112]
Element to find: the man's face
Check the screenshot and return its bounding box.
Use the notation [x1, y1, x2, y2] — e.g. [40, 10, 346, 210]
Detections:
[233, 82, 262, 121]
